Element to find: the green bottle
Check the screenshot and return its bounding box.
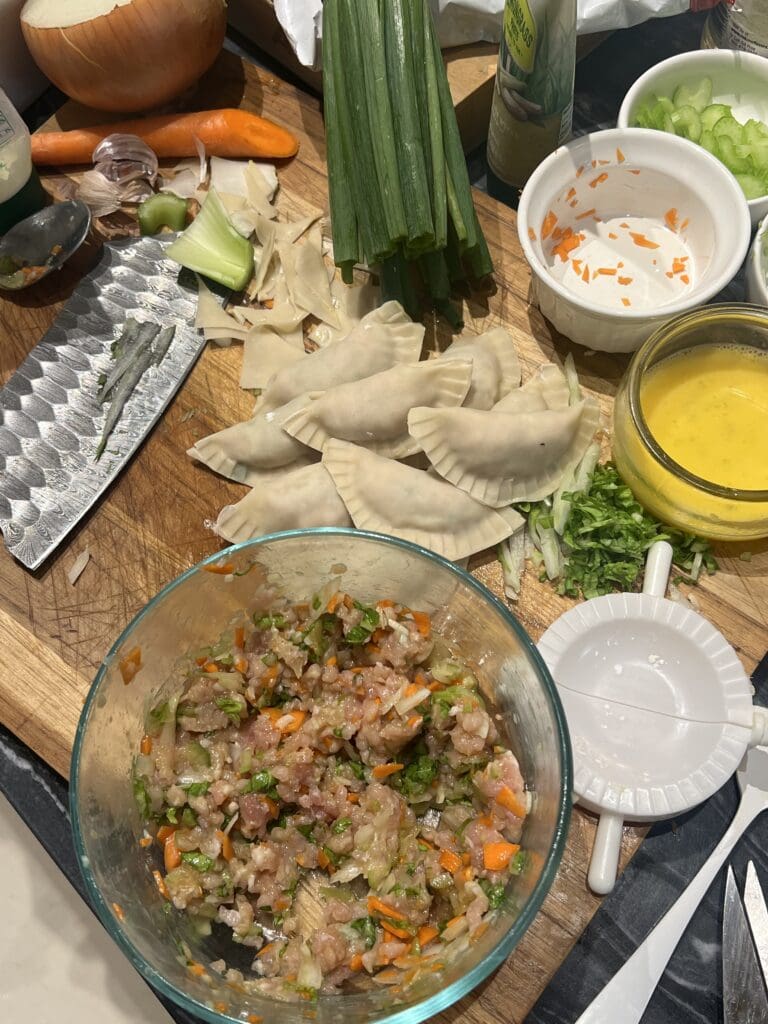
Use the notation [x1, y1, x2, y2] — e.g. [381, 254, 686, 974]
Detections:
[0, 87, 46, 236]
[487, 0, 577, 192]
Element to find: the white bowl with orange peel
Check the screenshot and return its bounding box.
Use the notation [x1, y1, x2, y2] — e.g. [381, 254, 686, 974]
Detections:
[517, 128, 751, 353]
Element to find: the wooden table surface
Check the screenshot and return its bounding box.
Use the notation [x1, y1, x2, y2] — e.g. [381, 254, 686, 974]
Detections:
[1, 48, 766, 1024]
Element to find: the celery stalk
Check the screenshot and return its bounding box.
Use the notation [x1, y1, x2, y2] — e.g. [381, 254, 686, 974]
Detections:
[166, 188, 253, 291]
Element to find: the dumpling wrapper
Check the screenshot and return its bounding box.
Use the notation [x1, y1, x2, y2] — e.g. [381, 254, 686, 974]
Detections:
[407, 399, 600, 506]
[323, 440, 523, 562]
[245, 161, 279, 220]
[188, 395, 313, 483]
[278, 224, 339, 328]
[434, 326, 521, 410]
[282, 359, 472, 459]
[257, 301, 424, 413]
[215, 462, 351, 544]
[210, 157, 278, 203]
[240, 327, 306, 390]
[307, 276, 380, 348]
[493, 363, 570, 415]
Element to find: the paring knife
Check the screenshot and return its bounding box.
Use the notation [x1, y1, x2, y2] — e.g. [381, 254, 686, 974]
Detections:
[744, 861, 768, 990]
[722, 864, 768, 1024]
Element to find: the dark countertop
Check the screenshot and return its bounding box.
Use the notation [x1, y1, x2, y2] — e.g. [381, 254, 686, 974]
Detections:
[4, 9, 767, 1024]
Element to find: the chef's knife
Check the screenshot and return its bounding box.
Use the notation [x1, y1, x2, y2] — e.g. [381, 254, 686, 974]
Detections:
[744, 861, 768, 990]
[723, 864, 768, 1024]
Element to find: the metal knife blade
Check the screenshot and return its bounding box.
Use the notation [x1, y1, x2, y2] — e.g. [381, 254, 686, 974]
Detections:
[723, 865, 768, 1024]
[745, 861, 768, 991]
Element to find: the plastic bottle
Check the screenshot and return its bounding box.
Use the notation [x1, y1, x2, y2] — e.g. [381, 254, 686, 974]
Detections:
[701, 1, 768, 57]
[487, 0, 577, 194]
[0, 87, 46, 235]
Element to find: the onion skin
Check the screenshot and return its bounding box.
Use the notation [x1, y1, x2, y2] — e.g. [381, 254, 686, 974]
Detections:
[21, 0, 227, 113]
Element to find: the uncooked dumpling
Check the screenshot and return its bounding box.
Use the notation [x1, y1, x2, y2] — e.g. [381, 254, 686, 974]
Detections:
[188, 395, 314, 483]
[281, 359, 472, 459]
[407, 399, 600, 506]
[215, 463, 352, 544]
[322, 440, 523, 561]
[434, 326, 521, 409]
[257, 301, 424, 412]
[493, 363, 569, 415]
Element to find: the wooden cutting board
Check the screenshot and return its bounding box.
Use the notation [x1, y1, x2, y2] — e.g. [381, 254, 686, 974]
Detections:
[1, 48, 766, 1024]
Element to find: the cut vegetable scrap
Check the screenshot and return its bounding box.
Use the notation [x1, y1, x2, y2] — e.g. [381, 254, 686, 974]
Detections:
[575, 208, 596, 220]
[664, 208, 679, 232]
[167, 188, 254, 291]
[616, 147, 625, 163]
[621, 297, 631, 306]
[541, 210, 558, 240]
[589, 173, 608, 188]
[629, 232, 660, 250]
[67, 547, 91, 585]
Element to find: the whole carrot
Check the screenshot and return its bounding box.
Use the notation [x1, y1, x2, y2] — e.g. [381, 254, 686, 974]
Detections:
[31, 109, 299, 166]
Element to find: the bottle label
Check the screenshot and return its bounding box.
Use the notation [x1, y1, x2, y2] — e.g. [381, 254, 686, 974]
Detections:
[0, 109, 17, 184]
[504, 0, 537, 74]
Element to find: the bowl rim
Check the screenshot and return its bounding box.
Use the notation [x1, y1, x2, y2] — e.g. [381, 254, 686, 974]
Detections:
[517, 128, 751, 321]
[625, 302, 768, 501]
[70, 526, 573, 1024]
[616, 48, 768, 210]
[748, 213, 768, 301]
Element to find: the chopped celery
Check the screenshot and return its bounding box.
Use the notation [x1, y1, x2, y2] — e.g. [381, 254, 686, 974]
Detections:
[713, 116, 744, 143]
[166, 188, 254, 291]
[700, 104, 731, 132]
[138, 193, 187, 235]
[670, 105, 701, 142]
[716, 136, 750, 174]
[672, 77, 712, 113]
[735, 173, 768, 200]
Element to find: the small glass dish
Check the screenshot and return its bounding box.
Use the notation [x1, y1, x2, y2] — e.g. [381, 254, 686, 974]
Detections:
[613, 304, 768, 541]
[71, 528, 571, 1024]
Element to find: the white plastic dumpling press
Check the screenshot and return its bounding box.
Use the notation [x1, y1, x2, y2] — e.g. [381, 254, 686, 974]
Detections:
[538, 541, 768, 894]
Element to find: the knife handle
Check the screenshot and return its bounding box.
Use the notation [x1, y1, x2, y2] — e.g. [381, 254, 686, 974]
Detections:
[574, 788, 767, 1024]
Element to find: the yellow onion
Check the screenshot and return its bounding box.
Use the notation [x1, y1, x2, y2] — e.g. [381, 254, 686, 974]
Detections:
[20, 0, 227, 113]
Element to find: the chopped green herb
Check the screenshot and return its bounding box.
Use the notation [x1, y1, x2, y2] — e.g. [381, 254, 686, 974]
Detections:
[332, 817, 352, 834]
[133, 777, 151, 819]
[261, 651, 278, 667]
[398, 755, 438, 797]
[165, 807, 179, 824]
[215, 696, 244, 721]
[254, 613, 287, 630]
[180, 807, 197, 828]
[351, 916, 377, 949]
[183, 782, 210, 797]
[181, 851, 215, 872]
[322, 845, 342, 867]
[246, 770, 278, 797]
[509, 850, 529, 875]
[479, 878, 506, 908]
[177, 702, 197, 719]
[348, 761, 366, 781]
[147, 701, 171, 732]
[297, 823, 316, 842]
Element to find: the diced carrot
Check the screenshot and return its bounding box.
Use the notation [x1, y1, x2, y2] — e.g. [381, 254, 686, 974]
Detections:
[372, 763, 404, 780]
[214, 1003, 228, 1014]
[347, 792, 360, 803]
[496, 785, 528, 818]
[680, 274, 690, 285]
[566, 187, 576, 199]
[326, 655, 338, 667]
[608, 231, 618, 239]
[256, 943, 274, 958]
[462, 852, 472, 865]
[426, 681, 442, 692]
[216, 829, 234, 861]
[317, 849, 331, 870]
[527, 226, 537, 241]
[483, 842, 521, 871]
[203, 562, 234, 575]
[260, 708, 306, 734]
[365, 644, 380, 656]
[262, 298, 275, 309]
[410, 610, 431, 636]
[377, 599, 395, 609]
[234, 626, 245, 649]
[381, 919, 412, 940]
[404, 682, 422, 698]
[164, 833, 181, 871]
[188, 961, 206, 977]
[665, 271, 674, 279]
[589, 172, 608, 188]
[463, 866, 474, 881]
[618, 276, 633, 286]
[326, 592, 342, 613]
[576, 207, 596, 221]
[596, 267, 617, 276]
[630, 232, 660, 249]
[664, 207, 679, 232]
[582, 265, 590, 283]
[406, 715, 423, 730]
[119, 646, 142, 685]
[140, 734, 153, 755]
[414, 671, 430, 688]
[156, 824, 177, 844]
[620, 222, 630, 228]
[235, 656, 248, 674]
[616, 147, 626, 163]
[264, 796, 279, 818]
[617, 261, 624, 267]
[552, 225, 563, 241]
[153, 870, 170, 900]
[621, 297, 632, 307]
[630, 169, 641, 175]
[350, 953, 364, 972]
[371, 628, 385, 643]
[445, 914, 466, 930]
[368, 895, 403, 921]
[552, 230, 582, 262]
[247, 1016, 264, 1024]
[680, 217, 689, 230]
[262, 664, 279, 685]
[439, 849, 462, 874]
[139, 835, 153, 848]
[203, 661, 218, 673]
[477, 813, 493, 827]
[571, 258, 583, 275]
[418, 925, 439, 948]
[112, 902, 126, 921]
[576, 164, 585, 177]
[541, 210, 558, 240]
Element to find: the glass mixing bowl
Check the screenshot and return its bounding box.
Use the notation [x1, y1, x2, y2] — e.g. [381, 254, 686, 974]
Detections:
[71, 528, 571, 1024]
[613, 304, 768, 541]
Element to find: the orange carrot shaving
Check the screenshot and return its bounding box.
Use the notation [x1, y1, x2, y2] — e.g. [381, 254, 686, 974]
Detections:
[264, 796, 279, 819]
[262, 298, 275, 309]
[569, 198, 579, 207]
[664, 208, 679, 232]
[439, 850, 462, 874]
[608, 232, 618, 239]
[576, 207, 597, 220]
[621, 297, 632, 307]
[235, 656, 248, 674]
[630, 232, 660, 249]
[527, 226, 537, 241]
[203, 562, 234, 575]
[418, 925, 439, 948]
[617, 276, 633, 286]
[445, 914, 466, 930]
[410, 610, 431, 636]
[317, 849, 331, 870]
[140, 734, 153, 756]
[571, 258, 583, 275]
[188, 962, 206, 977]
[496, 785, 528, 818]
[381, 919, 412, 941]
[347, 792, 360, 803]
[462, 852, 472, 866]
[406, 715, 423, 729]
[119, 646, 142, 685]
[203, 661, 218, 673]
[372, 763, 404, 780]
[463, 865, 474, 882]
[552, 229, 582, 262]
[350, 953, 364, 972]
[671, 257, 688, 274]
[566, 187, 576, 200]
[582, 265, 590, 283]
[216, 829, 234, 861]
[156, 824, 177, 844]
[260, 708, 306, 734]
[589, 173, 608, 188]
[213, 1004, 228, 1015]
[616, 147, 626, 163]
[247, 1017, 264, 1024]
[617, 261, 624, 267]
[680, 274, 690, 284]
[596, 267, 617, 276]
[541, 210, 558, 240]
[368, 895, 403, 920]
[629, 169, 641, 175]
[414, 671, 430, 688]
[680, 218, 690, 230]
[234, 626, 245, 649]
[477, 813, 494, 827]
[576, 164, 585, 176]
[552, 226, 564, 240]
[598, 158, 610, 165]
[139, 835, 153, 848]
[377, 599, 396, 609]
[482, 842, 521, 871]
[404, 682, 422, 697]
[164, 832, 181, 871]
[620, 222, 630, 228]
[256, 943, 274, 958]
[112, 902, 126, 921]
[426, 681, 442, 692]
[326, 592, 342, 613]
[153, 870, 170, 900]
[326, 655, 338, 667]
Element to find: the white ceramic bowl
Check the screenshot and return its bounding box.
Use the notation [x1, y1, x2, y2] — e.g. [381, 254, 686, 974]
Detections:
[517, 128, 751, 353]
[617, 49, 768, 227]
[746, 213, 768, 306]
